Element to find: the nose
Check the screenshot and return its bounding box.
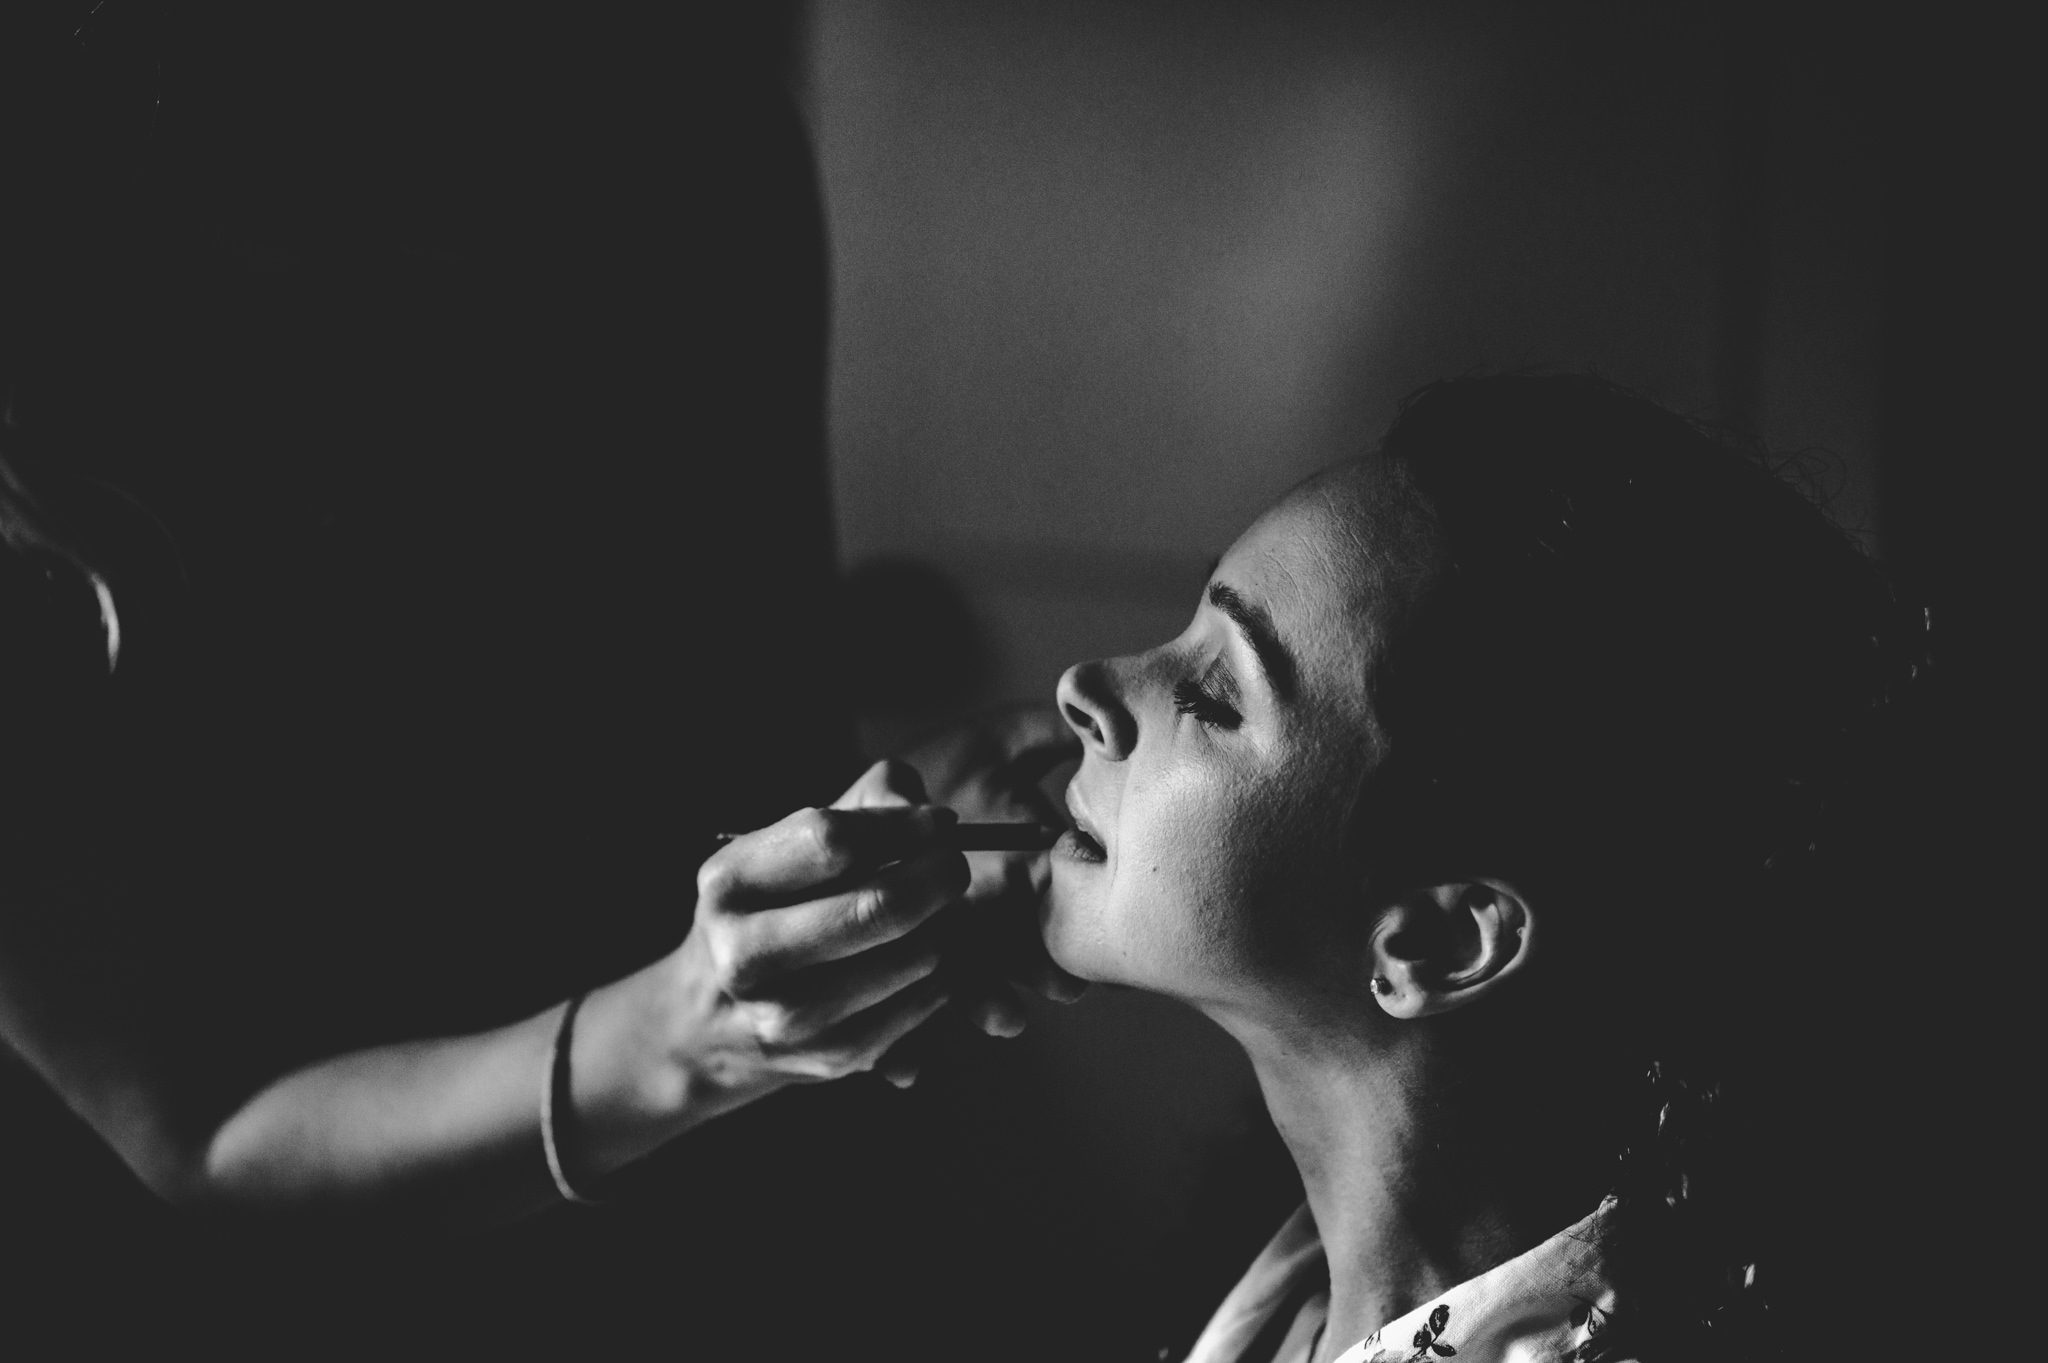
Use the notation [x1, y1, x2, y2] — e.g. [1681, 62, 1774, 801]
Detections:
[1057, 657, 1135, 760]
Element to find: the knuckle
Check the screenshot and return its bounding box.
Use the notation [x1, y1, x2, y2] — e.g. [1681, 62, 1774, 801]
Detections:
[849, 881, 893, 934]
[750, 1002, 801, 1048]
[695, 854, 737, 904]
[707, 943, 745, 996]
[802, 807, 853, 864]
[708, 928, 762, 996]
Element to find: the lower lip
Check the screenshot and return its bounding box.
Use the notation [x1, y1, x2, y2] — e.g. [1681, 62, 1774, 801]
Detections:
[1055, 827, 1107, 865]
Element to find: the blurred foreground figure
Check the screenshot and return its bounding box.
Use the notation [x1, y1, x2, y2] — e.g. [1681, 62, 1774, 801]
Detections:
[2, 4, 1069, 1353]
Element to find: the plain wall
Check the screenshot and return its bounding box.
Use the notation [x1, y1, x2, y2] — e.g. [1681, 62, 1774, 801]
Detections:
[811, 0, 1883, 726]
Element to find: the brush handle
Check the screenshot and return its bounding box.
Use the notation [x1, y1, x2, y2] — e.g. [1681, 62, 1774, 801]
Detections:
[711, 822, 1060, 852]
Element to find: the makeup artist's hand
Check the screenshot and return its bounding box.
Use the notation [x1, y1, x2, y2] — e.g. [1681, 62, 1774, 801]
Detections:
[895, 704, 1089, 1031]
[823, 753, 1073, 1086]
[563, 761, 970, 1175]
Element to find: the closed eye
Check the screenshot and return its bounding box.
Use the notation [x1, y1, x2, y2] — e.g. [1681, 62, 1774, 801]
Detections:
[1173, 678, 1242, 730]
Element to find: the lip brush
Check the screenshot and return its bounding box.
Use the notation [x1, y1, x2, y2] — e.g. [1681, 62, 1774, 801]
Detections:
[711, 823, 1062, 852]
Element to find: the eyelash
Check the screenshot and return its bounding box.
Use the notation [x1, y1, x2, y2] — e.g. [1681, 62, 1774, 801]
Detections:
[1173, 678, 1242, 731]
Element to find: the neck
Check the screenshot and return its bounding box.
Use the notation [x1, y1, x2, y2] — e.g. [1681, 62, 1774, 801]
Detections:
[1222, 1011, 1596, 1361]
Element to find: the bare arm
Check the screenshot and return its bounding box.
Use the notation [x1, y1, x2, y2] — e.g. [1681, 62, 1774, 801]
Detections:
[1, 762, 966, 1228]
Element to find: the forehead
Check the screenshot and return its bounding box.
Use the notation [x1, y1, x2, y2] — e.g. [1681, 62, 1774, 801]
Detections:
[1223, 456, 1436, 644]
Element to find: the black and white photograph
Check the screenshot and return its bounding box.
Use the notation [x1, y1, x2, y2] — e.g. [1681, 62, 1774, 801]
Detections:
[2, 2, 2004, 1358]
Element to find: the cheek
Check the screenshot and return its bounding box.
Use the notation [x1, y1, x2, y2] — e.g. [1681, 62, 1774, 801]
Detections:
[1184, 750, 1369, 975]
[1131, 759, 1313, 966]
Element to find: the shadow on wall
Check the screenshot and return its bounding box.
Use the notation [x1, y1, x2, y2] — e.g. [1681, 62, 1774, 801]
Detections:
[840, 555, 987, 758]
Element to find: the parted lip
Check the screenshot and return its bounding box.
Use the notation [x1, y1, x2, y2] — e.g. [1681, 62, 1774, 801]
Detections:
[1063, 781, 1106, 856]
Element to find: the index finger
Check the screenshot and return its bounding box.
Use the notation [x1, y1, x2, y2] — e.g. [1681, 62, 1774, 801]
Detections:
[698, 803, 957, 909]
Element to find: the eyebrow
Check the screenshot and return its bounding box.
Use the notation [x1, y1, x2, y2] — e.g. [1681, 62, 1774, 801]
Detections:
[1207, 582, 1296, 699]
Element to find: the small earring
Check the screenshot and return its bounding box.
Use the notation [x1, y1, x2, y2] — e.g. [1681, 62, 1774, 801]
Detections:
[1369, 976, 1390, 997]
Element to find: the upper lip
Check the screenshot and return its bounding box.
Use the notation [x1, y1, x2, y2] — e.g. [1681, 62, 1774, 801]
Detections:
[1064, 783, 1106, 852]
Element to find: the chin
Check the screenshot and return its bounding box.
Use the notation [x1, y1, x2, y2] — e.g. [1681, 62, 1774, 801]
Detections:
[1036, 905, 1093, 982]
[1037, 880, 1114, 985]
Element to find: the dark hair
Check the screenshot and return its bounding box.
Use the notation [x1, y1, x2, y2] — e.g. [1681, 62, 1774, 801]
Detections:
[1358, 374, 1926, 1358]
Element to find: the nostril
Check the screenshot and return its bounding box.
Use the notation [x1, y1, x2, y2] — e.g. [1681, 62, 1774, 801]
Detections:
[1058, 659, 1127, 755]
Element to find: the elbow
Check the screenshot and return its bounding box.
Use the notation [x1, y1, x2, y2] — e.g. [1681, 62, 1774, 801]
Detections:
[105, 1110, 266, 1215]
[134, 1140, 321, 1221]
[122, 1141, 232, 1213]
[59, 1098, 235, 1211]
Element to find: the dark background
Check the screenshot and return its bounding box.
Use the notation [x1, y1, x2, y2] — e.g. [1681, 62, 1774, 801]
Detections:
[1, 0, 2009, 1357]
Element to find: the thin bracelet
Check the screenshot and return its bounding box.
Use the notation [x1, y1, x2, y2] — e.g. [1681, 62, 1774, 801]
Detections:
[540, 992, 601, 1206]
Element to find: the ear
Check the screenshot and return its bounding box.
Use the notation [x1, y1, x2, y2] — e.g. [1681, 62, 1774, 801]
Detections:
[1369, 880, 1535, 1020]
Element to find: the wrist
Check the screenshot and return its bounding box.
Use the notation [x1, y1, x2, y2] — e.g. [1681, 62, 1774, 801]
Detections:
[562, 967, 689, 1179]
[541, 995, 601, 1205]
[565, 954, 779, 1174]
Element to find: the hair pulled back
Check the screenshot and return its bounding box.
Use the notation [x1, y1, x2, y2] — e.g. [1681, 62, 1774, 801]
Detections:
[1359, 374, 1926, 1358]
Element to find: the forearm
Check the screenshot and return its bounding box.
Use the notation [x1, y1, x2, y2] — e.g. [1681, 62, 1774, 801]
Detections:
[195, 959, 745, 1227]
[5, 772, 963, 1229]
[194, 1003, 569, 1225]
[204, 778, 1026, 1220]
[3, 894, 734, 1228]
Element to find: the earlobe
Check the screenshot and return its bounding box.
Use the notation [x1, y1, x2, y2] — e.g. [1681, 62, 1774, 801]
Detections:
[1369, 879, 1535, 1019]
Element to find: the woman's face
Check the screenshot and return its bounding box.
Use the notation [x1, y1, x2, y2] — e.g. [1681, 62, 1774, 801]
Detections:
[1045, 457, 1430, 1011]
